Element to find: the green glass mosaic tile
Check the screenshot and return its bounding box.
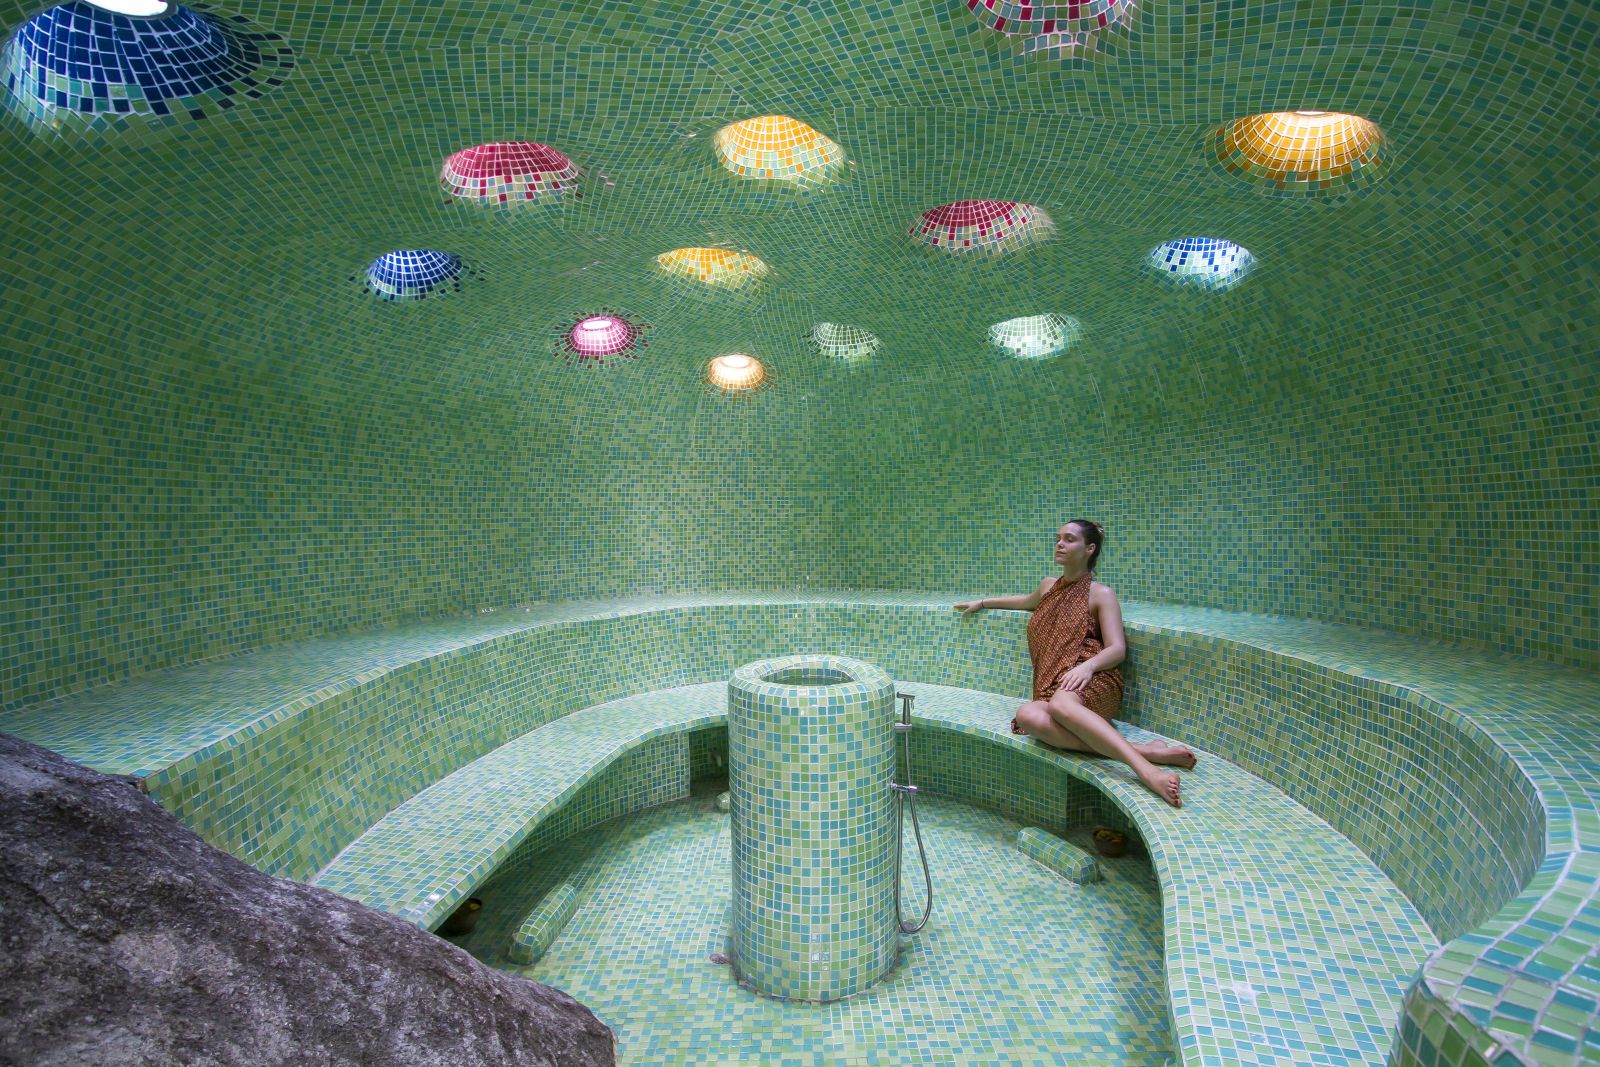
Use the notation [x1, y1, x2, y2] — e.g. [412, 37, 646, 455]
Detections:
[507, 882, 579, 966]
[728, 654, 899, 1002]
[2, 0, 1598, 1059]
[1016, 826, 1102, 883]
[1, 0, 1597, 721]
[3, 595, 1595, 1061]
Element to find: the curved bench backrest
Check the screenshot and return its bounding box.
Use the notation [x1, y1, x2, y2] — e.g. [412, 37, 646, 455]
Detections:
[139, 602, 1540, 947]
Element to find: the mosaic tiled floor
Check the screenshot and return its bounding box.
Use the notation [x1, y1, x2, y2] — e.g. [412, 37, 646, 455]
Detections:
[454, 793, 1171, 1067]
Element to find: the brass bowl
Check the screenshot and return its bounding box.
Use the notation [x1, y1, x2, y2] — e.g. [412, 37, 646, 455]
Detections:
[1091, 827, 1127, 858]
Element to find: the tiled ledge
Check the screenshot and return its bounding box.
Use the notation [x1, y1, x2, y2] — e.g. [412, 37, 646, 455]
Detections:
[2, 592, 1595, 1065]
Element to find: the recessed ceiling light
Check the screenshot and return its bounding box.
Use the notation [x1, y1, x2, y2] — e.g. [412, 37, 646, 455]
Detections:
[963, 0, 1136, 55]
[809, 322, 880, 362]
[1213, 111, 1385, 195]
[361, 250, 467, 302]
[85, 0, 171, 15]
[1147, 238, 1255, 291]
[4, 1, 293, 131]
[559, 313, 645, 365]
[440, 141, 580, 207]
[713, 116, 844, 186]
[656, 248, 770, 290]
[706, 353, 770, 394]
[909, 201, 1054, 255]
[989, 314, 1083, 359]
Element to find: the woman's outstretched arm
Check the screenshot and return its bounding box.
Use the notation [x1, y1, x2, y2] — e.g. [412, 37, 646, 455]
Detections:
[955, 577, 1054, 615]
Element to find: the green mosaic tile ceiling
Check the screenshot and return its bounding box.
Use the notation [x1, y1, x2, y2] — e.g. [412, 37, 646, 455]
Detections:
[1, 0, 1596, 710]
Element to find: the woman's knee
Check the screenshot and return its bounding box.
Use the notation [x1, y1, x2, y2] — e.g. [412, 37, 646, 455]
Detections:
[1046, 692, 1094, 724]
[1015, 700, 1052, 733]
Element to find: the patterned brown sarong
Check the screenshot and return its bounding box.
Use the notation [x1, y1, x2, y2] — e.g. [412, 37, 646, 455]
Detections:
[1011, 573, 1124, 732]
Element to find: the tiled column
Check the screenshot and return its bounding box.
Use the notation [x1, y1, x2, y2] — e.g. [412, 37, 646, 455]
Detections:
[728, 654, 899, 1001]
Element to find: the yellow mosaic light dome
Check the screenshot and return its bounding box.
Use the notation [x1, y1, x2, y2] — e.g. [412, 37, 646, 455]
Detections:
[655, 248, 771, 289]
[1213, 110, 1385, 195]
[713, 115, 844, 185]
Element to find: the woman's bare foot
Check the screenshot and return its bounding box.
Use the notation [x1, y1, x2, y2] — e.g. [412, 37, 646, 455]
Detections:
[1138, 741, 1197, 770]
[1136, 766, 1182, 808]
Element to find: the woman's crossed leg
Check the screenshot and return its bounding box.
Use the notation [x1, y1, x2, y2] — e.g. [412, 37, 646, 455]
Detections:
[1013, 695, 1191, 808]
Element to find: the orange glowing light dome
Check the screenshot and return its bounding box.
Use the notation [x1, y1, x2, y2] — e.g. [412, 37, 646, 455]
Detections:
[1213, 111, 1385, 194]
[655, 248, 770, 289]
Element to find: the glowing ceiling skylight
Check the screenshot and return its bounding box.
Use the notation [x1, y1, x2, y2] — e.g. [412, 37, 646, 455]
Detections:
[910, 201, 1054, 255]
[1147, 238, 1255, 290]
[86, 0, 170, 14]
[0, 0, 293, 131]
[441, 142, 581, 207]
[713, 115, 844, 186]
[964, 0, 1137, 55]
[656, 248, 770, 290]
[556, 311, 648, 366]
[989, 314, 1083, 359]
[706, 353, 772, 396]
[362, 250, 466, 302]
[809, 323, 881, 362]
[1213, 111, 1385, 195]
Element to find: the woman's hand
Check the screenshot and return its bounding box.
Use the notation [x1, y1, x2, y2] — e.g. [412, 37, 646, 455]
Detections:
[954, 600, 984, 615]
[1058, 663, 1096, 692]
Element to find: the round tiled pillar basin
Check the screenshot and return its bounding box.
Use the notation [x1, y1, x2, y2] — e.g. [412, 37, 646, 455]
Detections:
[728, 654, 900, 1002]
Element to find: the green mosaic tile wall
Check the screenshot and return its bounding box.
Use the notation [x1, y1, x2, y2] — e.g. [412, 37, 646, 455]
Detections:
[2, 0, 1597, 719]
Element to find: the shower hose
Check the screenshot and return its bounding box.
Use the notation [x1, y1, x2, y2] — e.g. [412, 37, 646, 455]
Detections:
[893, 692, 934, 934]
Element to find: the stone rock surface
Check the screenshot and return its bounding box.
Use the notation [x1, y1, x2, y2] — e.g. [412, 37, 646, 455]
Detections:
[0, 733, 615, 1067]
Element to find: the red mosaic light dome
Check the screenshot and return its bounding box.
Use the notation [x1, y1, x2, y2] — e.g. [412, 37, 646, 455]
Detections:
[441, 141, 581, 206]
[965, 0, 1137, 54]
[909, 200, 1054, 254]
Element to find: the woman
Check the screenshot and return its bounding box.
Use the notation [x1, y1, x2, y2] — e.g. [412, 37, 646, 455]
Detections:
[956, 519, 1193, 808]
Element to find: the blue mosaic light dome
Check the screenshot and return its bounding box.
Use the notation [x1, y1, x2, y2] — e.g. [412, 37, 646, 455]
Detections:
[1, 1, 292, 130]
[363, 250, 466, 302]
[1147, 237, 1255, 291]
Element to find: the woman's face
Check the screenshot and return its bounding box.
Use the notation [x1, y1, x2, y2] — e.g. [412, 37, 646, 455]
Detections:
[1054, 523, 1094, 569]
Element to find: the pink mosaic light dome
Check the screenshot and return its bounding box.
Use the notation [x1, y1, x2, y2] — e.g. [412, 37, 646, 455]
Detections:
[441, 141, 580, 206]
[556, 310, 648, 366]
[909, 200, 1054, 254]
[568, 315, 634, 357]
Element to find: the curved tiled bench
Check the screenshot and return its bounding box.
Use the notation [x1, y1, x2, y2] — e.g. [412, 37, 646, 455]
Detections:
[310, 675, 1435, 1065]
[2, 593, 1595, 1065]
[312, 686, 723, 929]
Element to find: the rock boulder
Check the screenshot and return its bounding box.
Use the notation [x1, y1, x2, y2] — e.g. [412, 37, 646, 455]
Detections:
[0, 733, 615, 1067]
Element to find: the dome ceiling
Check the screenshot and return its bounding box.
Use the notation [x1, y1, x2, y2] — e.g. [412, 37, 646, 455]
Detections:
[0, 0, 1590, 419]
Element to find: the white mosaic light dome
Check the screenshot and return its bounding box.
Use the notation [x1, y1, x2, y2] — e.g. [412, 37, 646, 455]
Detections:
[809, 322, 880, 362]
[989, 313, 1083, 359]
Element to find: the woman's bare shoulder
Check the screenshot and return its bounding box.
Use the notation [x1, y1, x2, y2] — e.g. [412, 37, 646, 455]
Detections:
[1090, 580, 1119, 601]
